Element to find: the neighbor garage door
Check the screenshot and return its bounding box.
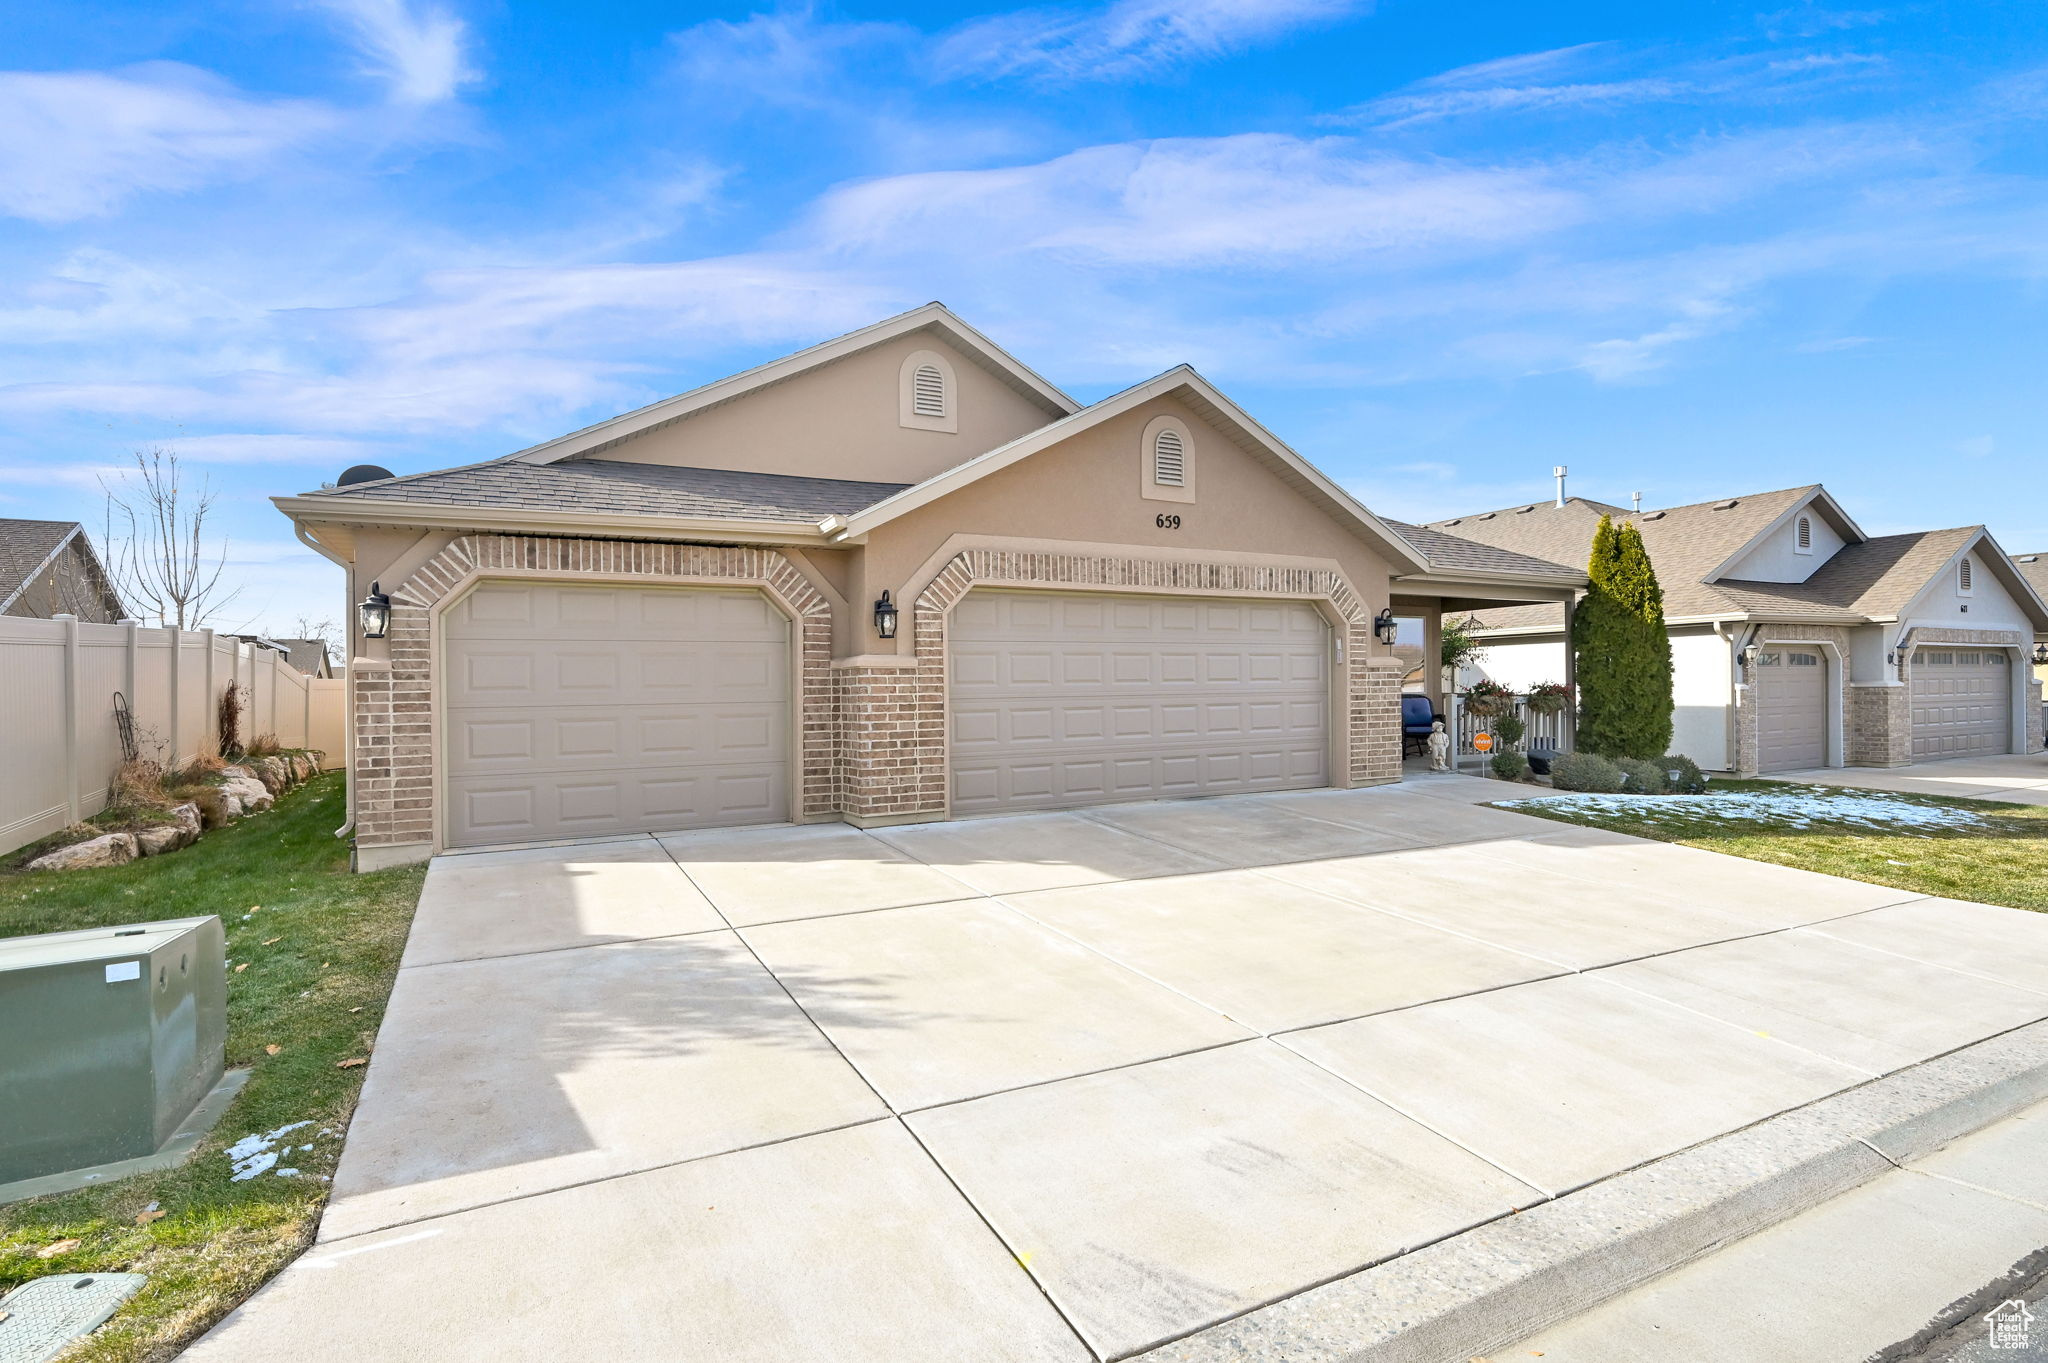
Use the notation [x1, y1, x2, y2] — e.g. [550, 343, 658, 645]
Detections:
[442, 582, 789, 848]
[1756, 646, 1827, 771]
[1912, 649, 2011, 759]
[948, 590, 1329, 816]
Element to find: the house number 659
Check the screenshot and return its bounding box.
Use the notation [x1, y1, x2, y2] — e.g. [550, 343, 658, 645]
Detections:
[1154, 514, 1182, 529]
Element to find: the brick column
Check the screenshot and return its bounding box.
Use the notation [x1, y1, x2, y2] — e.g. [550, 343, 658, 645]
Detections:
[834, 659, 946, 824]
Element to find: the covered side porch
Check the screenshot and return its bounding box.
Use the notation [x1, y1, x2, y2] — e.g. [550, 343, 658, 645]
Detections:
[1388, 557, 1582, 775]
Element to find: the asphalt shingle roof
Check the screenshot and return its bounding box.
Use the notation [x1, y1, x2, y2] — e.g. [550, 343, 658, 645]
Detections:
[1383, 521, 1582, 582]
[1712, 528, 1976, 619]
[0, 518, 82, 597]
[2013, 552, 2048, 608]
[1433, 486, 1832, 625]
[304, 459, 911, 522]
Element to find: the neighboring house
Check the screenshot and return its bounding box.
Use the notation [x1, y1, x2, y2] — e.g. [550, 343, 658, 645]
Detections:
[276, 303, 1584, 868]
[273, 638, 337, 678]
[232, 635, 336, 678]
[2014, 552, 2048, 690]
[1426, 486, 2048, 775]
[0, 519, 125, 622]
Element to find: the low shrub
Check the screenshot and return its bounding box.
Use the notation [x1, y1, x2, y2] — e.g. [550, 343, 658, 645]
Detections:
[109, 758, 173, 810]
[1489, 750, 1529, 782]
[1660, 754, 1708, 794]
[1492, 713, 1526, 747]
[1549, 751, 1625, 793]
[1615, 757, 1669, 794]
[244, 732, 286, 758]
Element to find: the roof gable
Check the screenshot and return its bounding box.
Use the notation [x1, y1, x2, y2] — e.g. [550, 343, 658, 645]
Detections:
[1698, 486, 1864, 585]
[509, 303, 1077, 468]
[832, 366, 1432, 574]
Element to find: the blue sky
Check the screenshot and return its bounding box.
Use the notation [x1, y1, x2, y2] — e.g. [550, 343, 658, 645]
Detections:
[4, 0, 2046, 634]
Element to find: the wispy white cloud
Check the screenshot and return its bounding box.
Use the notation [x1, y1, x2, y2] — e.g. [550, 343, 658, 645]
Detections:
[672, 6, 912, 108]
[1337, 42, 1890, 129]
[937, 0, 1366, 82]
[0, 65, 332, 223]
[807, 134, 1584, 267]
[316, 0, 477, 104]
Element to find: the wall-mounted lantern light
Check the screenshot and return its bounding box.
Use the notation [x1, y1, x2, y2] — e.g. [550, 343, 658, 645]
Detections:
[2034, 642, 2048, 666]
[1372, 608, 1398, 646]
[873, 590, 899, 640]
[357, 581, 391, 639]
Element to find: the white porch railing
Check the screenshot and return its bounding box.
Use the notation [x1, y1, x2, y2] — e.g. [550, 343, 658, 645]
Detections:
[1446, 694, 1574, 773]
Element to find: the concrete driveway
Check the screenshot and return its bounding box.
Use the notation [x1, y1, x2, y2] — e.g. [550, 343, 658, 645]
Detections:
[1774, 752, 2048, 805]
[185, 775, 2048, 1363]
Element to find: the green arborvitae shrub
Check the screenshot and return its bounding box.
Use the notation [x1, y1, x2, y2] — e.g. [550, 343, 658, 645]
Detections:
[1614, 757, 1669, 793]
[1549, 750, 1625, 793]
[1492, 713, 1526, 747]
[1660, 754, 1708, 794]
[1573, 516, 1675, 761]
[1490, 750, 1530, 781]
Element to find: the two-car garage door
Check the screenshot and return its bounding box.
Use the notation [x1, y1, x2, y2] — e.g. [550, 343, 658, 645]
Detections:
[949, 590, 1330, 815]
[443, 583, 789, 848]
[439, 581, 1336, 849]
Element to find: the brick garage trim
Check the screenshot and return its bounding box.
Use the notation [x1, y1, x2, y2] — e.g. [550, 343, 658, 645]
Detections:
[1732, 625, 1854, 777]
[1898, 627, 2044, 759]
[352, 534, 836, 852]
[836, 548, 1398, 823]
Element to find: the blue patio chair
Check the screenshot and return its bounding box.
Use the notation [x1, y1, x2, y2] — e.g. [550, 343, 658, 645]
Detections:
[1402, 695, 1440, 757]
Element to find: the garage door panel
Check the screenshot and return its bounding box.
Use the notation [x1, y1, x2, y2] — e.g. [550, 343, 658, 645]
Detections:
[949, 589, 1329, 816]
[1912, 650, 2011, 759]
[448, 762, 787, 844]
[1755, 648, 1828, 772]
[444, 583, 789, 846]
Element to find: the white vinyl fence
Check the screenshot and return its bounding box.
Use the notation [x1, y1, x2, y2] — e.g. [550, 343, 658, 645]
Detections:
[1447, 694, 1575, 773]
[0, 614, 346, 856]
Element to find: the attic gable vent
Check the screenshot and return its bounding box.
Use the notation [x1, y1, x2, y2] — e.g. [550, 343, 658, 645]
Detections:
[1152, 429, 1186, 486]
[1796, 515, 1813, 552]
[911, 364, 947, 418]
[1960, 558, 1973, 592]
[1712, 499, 1739, 511]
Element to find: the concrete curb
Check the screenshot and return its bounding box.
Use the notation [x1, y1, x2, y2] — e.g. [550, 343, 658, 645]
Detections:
[1134, 1020, 2048, 1363]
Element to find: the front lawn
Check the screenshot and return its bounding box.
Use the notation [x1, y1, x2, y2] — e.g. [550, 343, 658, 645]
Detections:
[1496, 778, 2048, 913]
[0, 772, 425, 1362]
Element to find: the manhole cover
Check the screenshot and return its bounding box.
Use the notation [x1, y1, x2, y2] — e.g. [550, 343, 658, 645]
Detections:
[0, 1274, 146, 1363]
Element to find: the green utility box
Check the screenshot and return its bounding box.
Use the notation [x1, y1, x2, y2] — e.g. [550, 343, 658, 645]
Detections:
[0, 917, 227, 1184]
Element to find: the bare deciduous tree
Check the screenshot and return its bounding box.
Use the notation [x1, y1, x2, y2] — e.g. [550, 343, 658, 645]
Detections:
[99, 448, 240, 630]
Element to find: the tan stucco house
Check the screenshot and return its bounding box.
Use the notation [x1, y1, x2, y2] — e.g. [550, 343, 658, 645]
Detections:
[1431, 485, 2048, 776]
[276, 305, 1581, 868]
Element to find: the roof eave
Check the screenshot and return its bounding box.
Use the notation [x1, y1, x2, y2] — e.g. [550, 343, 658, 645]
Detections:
[272, 495, 834, 547]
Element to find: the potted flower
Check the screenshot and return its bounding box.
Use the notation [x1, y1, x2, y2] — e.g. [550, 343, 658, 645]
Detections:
[1460, 678, 1515, 718]
[1524, 681, 1571, 715]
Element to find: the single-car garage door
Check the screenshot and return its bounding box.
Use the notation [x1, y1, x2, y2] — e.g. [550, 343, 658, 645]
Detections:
[1912, 649, 2011, 759]
[1756, 647, 1827, 771]
[443, 582, 789, 848]
[948, 590, 1329, 816]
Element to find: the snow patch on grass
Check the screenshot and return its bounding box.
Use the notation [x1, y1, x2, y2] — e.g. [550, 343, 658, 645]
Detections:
[226, 1121, 315, 1181]
[1500, 790, 1997, 832]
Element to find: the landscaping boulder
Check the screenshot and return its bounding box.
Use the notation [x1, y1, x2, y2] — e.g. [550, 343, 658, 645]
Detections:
[219, 767, 275, 812]
[28, 832, 139, 871]
[135, 804, 204, 856]
[136, 825, 184, 856]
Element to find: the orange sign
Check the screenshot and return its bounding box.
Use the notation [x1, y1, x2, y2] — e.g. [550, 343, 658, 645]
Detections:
[1473, 732, 1494, 753]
